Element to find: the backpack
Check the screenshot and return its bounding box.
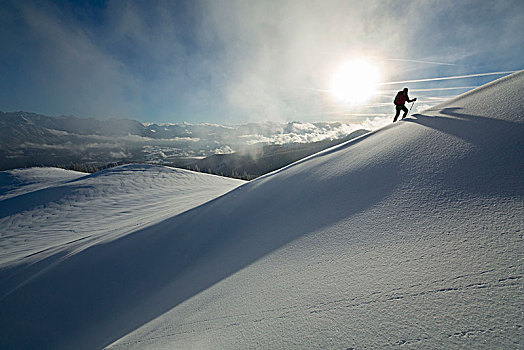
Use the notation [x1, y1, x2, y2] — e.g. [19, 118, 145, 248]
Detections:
[393, 91, 403, 105]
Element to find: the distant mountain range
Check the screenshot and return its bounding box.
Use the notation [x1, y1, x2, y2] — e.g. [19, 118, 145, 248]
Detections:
[187, 130, 368, 179]
[0, 111, 369, 178]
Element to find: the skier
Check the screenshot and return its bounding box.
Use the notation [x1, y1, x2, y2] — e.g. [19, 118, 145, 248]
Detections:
[393, 88, 417, 122]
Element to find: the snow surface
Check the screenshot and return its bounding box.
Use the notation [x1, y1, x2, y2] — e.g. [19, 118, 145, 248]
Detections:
[0, 71, 523, 349]
[0, 164, 245, 266]
[0, 167, 86, 201]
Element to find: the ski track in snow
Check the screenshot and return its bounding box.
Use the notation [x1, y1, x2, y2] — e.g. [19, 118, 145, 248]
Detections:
[110, 268, 522, 349]
[0, 164, 245, 266]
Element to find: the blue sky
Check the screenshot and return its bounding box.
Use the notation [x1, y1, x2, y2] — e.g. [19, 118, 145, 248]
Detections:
[1, 0, 523, 124]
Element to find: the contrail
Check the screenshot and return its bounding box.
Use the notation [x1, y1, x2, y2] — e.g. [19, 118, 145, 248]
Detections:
[379, 71, 516, 85]
[317, 53, 460, 67]
[377, 86, 477, 93]
[377, 57, 459, 66]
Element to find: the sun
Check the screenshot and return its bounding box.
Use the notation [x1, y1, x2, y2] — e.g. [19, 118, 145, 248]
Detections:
[330, 60, 380, 104]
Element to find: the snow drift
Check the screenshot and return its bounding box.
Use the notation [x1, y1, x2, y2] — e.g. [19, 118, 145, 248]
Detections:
[0, 71, 523, 349]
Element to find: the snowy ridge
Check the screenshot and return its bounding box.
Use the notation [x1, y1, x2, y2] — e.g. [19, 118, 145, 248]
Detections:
[0, 167, 86, 200]
[0, 164, 245, 266]
[0, 71, 523, 349]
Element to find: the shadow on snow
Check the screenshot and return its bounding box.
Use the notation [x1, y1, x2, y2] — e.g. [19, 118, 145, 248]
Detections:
[406, 107, 524, 197]
[0, 132, 400, 349]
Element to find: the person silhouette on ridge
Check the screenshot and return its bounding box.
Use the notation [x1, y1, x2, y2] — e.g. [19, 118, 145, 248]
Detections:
[393, 87, 417, 122]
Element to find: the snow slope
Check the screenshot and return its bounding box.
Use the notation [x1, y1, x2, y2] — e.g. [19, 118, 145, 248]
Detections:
[0, 71, 523, 349]
[0, 167, 86, 201]
[0, 164, 245, 266]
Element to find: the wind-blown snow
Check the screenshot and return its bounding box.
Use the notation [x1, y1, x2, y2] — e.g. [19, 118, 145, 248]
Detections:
[0, 164, 245, 266]
[0, 71, 523, 349]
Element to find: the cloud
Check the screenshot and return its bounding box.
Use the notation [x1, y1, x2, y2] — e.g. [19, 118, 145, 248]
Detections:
[1, 0, 522, 124]
[8, 1, 141, 118]
[200, 0, 399, 122]
[19, 141, 125, 152]
[108, 151, 132, 159]
[235, 121, 374, 145]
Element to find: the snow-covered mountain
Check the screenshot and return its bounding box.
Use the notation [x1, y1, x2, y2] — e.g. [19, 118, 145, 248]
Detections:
[0, 111, 376, 171]
[0, 71, 523, 349]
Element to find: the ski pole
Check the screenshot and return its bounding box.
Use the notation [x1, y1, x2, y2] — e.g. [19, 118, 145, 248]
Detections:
[407, 101, 415, 118]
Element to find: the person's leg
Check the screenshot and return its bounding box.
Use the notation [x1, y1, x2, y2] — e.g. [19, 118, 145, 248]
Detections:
[393, 106, 401, 122]
[401, 105, 408, 119]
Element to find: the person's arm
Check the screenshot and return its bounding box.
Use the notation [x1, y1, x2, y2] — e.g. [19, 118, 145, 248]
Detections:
[408, 96, 417, 103]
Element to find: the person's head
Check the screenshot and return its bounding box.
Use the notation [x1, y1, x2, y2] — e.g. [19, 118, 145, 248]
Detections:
[403, 87, 408, 94]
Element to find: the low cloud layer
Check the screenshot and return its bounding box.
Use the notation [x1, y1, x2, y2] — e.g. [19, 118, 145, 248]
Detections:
[1, 111, 378, 170]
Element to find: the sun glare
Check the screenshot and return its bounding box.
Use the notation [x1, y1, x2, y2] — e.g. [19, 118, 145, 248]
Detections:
[330, 60, 380, 104]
